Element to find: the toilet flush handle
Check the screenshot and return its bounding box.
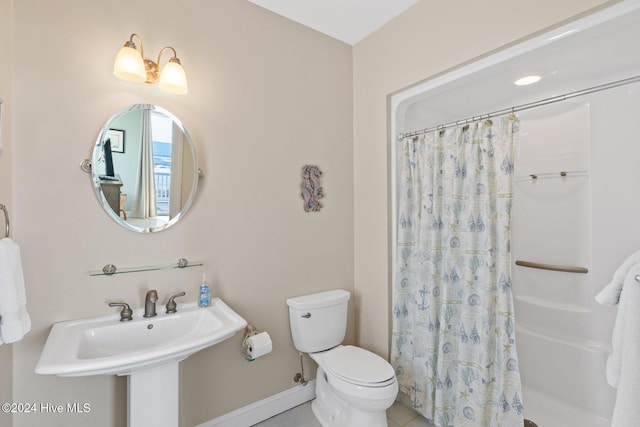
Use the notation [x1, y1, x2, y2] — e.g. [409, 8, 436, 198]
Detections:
[301, 313, 311, 318]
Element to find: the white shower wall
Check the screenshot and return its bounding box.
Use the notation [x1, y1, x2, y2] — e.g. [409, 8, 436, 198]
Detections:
[512, 78, 640, 427]
[513, 101, 603, 426]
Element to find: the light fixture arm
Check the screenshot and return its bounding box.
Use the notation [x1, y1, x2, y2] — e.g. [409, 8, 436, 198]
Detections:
[126, 33, 144, 59]
[157, 46, 180, 67]
[144, 46, 181, 84]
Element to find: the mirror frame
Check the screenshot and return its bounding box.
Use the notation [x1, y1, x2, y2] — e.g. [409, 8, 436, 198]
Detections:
[90, 104, 199, 233]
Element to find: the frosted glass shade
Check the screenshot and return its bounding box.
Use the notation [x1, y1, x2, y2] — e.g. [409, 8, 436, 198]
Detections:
[158, 61, 188, 95]
[113, 46, 146, 83]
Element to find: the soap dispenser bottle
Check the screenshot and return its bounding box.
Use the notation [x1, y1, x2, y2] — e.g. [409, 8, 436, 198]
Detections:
[198, 273, 211, 307]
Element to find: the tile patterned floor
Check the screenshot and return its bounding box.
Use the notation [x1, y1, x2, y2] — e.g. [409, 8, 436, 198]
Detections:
[252, 400, 433, 427]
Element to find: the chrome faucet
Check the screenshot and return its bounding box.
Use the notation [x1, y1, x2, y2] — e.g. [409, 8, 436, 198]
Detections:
[143, 290, 158, 318]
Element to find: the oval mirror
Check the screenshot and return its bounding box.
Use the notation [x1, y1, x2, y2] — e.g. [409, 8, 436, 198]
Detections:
[91, 104, 199, 233]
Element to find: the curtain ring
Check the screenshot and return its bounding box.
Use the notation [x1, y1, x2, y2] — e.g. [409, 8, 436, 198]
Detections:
[485, 114, 493, 126]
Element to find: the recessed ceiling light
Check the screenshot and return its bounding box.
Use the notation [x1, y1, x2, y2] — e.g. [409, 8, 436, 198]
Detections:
[515, 75, 542, 86]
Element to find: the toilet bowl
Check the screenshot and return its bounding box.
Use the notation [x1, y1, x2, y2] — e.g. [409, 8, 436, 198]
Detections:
[310, 345, 398, 427]
[286, 290, 399, 427]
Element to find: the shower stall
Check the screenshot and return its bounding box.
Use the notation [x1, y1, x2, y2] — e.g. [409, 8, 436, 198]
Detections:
[391, 2, 640, 425]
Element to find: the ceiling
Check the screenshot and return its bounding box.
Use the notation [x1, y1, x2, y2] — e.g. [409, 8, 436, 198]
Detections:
[247, 0, 421, 45]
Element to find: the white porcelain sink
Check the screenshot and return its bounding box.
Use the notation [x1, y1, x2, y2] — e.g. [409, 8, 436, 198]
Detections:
[36, 298, 247, 377]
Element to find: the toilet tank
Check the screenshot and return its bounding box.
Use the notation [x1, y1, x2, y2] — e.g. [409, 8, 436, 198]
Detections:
[287, 289, 350, 353]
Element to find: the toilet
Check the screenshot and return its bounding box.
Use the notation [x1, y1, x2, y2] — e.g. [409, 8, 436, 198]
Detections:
[287, 289, 398, 427]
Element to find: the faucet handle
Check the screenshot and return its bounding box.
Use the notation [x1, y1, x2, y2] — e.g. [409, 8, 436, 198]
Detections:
[108, 302, 133, 322]
[166, 292, 186, 314]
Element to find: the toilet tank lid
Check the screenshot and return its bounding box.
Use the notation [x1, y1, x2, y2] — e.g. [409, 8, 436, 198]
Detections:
[286, 289, 350, 310]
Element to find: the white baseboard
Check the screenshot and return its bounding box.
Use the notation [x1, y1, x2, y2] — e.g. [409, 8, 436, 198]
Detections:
[196, 380, 316, 427]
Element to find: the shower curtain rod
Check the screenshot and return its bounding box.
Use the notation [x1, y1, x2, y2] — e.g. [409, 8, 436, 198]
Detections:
[398, 74, 640, 140]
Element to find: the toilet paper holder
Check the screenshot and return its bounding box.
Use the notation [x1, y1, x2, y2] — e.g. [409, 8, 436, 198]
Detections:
[242, 323, 271, 361]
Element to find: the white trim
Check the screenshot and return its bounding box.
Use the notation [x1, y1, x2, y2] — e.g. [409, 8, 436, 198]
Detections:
[195, 380, 316, 427]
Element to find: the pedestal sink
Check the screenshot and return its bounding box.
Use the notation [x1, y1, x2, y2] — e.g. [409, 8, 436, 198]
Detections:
[35, 298, 247, 427]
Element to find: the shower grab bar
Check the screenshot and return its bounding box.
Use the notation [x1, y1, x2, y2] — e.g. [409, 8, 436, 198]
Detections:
[0, 203, 9, 238]
[515, 260, 588, 274]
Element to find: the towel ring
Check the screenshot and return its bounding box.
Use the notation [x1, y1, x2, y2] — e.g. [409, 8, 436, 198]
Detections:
[0, 204, 9, 238]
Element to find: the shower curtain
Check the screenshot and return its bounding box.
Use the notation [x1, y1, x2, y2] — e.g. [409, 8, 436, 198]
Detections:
[392, 117, 523, 426]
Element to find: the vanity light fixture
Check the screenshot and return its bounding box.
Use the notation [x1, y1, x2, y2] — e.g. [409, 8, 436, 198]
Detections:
[514, 75, 542, 86]
[113, 33, 188, 95]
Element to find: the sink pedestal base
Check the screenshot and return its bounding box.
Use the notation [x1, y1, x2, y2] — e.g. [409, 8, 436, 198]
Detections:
[127, 361, 179, 427]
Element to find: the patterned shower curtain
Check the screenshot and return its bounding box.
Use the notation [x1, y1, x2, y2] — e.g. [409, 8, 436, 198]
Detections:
[392, 117, 523, 427]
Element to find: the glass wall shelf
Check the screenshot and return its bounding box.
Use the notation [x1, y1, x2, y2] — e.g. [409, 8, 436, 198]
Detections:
[89, 258, 203, 276]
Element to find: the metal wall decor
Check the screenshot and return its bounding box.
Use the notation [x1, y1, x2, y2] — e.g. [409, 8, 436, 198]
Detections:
[301, 165, 323, 212]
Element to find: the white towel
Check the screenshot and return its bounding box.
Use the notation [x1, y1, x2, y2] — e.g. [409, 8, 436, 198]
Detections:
[598, 263, 640, 426]
[0, 238, 31, 344]
[596, 250, 640, 306]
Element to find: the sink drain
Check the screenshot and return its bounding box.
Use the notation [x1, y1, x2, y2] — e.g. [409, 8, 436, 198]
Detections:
[524, 420, 538, 427]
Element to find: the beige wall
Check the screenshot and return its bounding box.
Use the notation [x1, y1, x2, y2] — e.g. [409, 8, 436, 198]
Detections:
[352, 0, 618, 357]
[10, 1, 352, 426]
[0, 0, 13, 426]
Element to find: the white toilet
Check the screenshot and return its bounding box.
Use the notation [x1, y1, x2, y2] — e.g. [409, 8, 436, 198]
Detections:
[287, 289, 398, 427]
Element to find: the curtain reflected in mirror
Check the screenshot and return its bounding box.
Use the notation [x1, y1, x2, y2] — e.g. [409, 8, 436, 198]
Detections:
[132, 107, 157, 220]
[91, 104, 198, 233]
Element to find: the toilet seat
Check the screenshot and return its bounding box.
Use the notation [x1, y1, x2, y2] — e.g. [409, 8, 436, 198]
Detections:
[312, 345, 396, 388]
